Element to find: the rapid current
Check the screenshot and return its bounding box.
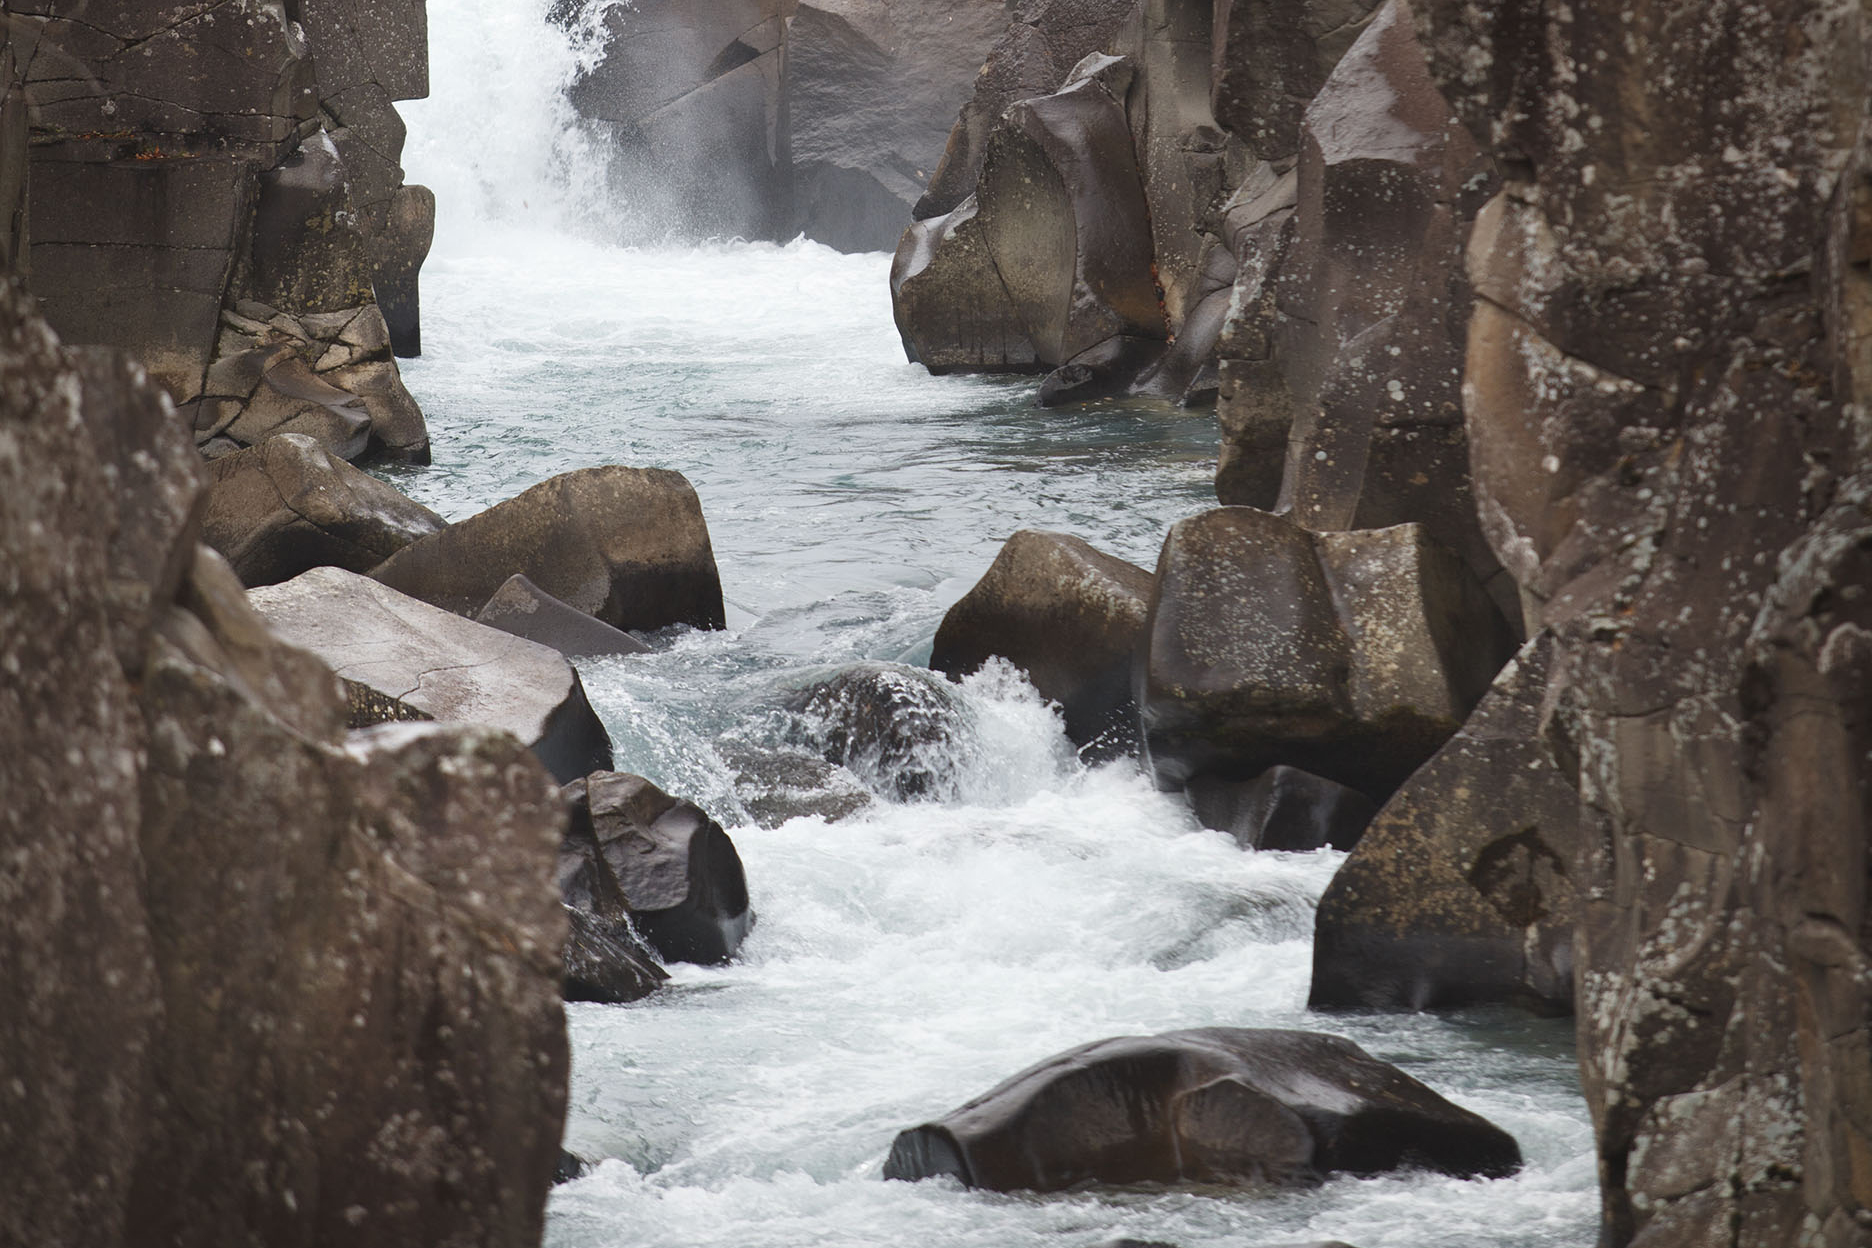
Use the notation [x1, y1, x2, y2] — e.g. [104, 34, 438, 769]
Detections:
[390, 5, 1599, 1245]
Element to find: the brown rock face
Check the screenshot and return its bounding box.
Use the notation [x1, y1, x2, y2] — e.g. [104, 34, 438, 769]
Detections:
[1410, 0, 1872, 1241]
[884, 1028, 1521, 1192]
[368, 465, 728, 633]
[1210, 0, 1384, 164]
[1309, 632, 1579, 1013]
[1, 281, 568, 1248]
[931, 529, 1153, 756]
[1137, 507, 1514, 800]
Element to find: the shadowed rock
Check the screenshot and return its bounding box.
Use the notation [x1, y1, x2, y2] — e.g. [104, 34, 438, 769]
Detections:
[884, 1028, 1521, 1191]
[202, 432, 445, 587]
[1187, 766, 1376, 852]
[721, 743, 875, 828]
[563, 906, 670, 1005]
[1138, 508, 1514, 801]
[370, 465, 726, 634]
[931, 530, 1152, 757]
[248, 567, 615, 783]
[1309, 633, 1578, 1013]
[565, 772, 755, 965]
[474, 573, 653, 659]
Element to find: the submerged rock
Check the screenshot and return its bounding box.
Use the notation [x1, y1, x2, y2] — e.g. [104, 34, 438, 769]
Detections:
[248, 566, 615, 783]
[721, 743, 875, 828]
[884, 1028, 1521, 1191]
[931, 530, 1152, 758]
[564, 772, 754, 966]
[784, 662, 967, 801]
[369, 465, 726, 634]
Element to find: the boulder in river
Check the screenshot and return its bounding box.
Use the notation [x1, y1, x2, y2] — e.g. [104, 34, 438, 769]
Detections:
[202, 432, 446, 587]
[248, 566, 615, 783]
[369, 465, 726, 634]
[1309, 633, 1579, 1013]
[785, 662, 967, 801]
[565, 772, 755, 965]
[474, 573, 654, 659]
[563, 905, 670, 1005]
[931, 530, 1152, 758]
[1138, 508, 1515, 801]
[884, 1027, 1521, 1191]
[1187, 766, 1376, 853]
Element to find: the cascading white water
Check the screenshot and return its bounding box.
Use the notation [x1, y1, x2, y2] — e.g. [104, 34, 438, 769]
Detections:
[395, 5, 1599, 1246]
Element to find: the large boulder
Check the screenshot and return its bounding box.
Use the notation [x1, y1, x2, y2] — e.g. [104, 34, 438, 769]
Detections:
[884, 1028, 1521, 1191]
[564, 772, 755, 965]
[202, 432, 446, 587]
[1137, 508, 1515, 800]
[890, 195, 1042, 374]
[1309, 632, 1579, 1012]
[473, 573, 653, 659]
[248, 567, 615, 784]
[1, 280, 568, 1247]
[1410, 0, 1872, 1241]
[893, 54, 1166, 374]
[931, 530, 1152, 757]
[369, 465, 726, 634]
[785, 0, 1009, 251]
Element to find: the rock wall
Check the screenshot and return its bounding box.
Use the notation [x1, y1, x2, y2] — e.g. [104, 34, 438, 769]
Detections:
[11, 0, 435, 464]
[0, 275, 569, 1247]
[1410, 0, 1872, 1243]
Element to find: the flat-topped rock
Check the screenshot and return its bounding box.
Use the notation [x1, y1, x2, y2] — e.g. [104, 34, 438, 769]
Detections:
[885, 1027, 1521, 1192]
[369, 465, 725, 634]
[248, 567, 613, 783]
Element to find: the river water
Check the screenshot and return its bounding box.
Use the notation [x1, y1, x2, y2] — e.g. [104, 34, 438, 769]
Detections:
[391, 6, 1598, 1247]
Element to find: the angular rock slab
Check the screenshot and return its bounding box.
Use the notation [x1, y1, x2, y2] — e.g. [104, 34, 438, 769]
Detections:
[884, 1028, 1521, 1191]
[932, 529, 1151, 757]
[1309, 632, 1579, 1012]
[248, 567, 614, 783]
[474, 573, 652, 659]
[565, 772, 754, 965]
[562, 906, 670, 1005]
[202, 432, 445, 587]
[369, 465, 726, 634]
[1138, 508, 1515, 800]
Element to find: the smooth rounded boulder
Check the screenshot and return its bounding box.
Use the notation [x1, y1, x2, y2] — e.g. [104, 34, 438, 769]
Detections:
[369, 465, 726, 633]
[884, 1028, 1521, 1191]
[202, 432, 446, 587]
[1137, 508, 1515, 801]
[247, 566, 615, 783]
[474, 573, 653, 659]
[564, 772, 754, 965]
[931, 530, 1151, 758]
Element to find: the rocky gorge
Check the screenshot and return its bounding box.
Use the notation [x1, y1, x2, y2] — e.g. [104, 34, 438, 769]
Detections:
[4, 3, 1869, 1248]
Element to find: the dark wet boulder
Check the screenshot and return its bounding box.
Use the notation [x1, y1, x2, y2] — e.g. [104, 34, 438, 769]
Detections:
[931, 530, 1151, 757]
[890, 195, 1041, 374]
[474, 573, 653, 659]
[1138, 508, 1515, 802]
[1036, 336, 1167, 407]
[370, 465, 725, 633]
[1187, 766, 1376, 852]
[553, 1150, 593, 1185]
[1309, 633, 1579, 1013]
[248, 567, 615, 783]
[884, 1028, 1521, 1191]
[202, 432, 445, 587]
[565, 772, 754, 965]
[785, 663, 967, 800]
[721, 743, 875, 828]
[563, 905, 670, 1005]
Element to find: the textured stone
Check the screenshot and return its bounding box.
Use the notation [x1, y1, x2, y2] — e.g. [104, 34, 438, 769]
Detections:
[474, 573, 653, 659]
[1211, 0, 1384, 163]
[785, 663, 967, 801]
[203, 432, 445, 586]
[248, 567, 615, 783]
[884, 1028, 1521, 1191]
[931, 530, 1152, 756]
[1187, 765, 1376, 852]
[370, 466, 726, 634]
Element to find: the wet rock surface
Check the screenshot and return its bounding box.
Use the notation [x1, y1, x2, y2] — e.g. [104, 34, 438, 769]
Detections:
[885, 1028, 1521, 1191]
[248, 566, 616, 784]
[1187, 766, 1376, 853]
[784, 662, 970, 801]
[474, 573, 654, 659]
[369, 465, 727, 634]
[932, 529, 1152, 758]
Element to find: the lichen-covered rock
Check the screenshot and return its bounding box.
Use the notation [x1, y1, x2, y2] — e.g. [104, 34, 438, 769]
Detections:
[203, 432, 445, 587]
[369, 465, 726, 634]
[931, 530, 1152, 756]
[1409, 0, 1872, 1240]
[564, 772, 755, 966]
[1309, 632, 1578, 1012]
[884, 1028, 1521, 1191]
[1138, 507, 1514, 800]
